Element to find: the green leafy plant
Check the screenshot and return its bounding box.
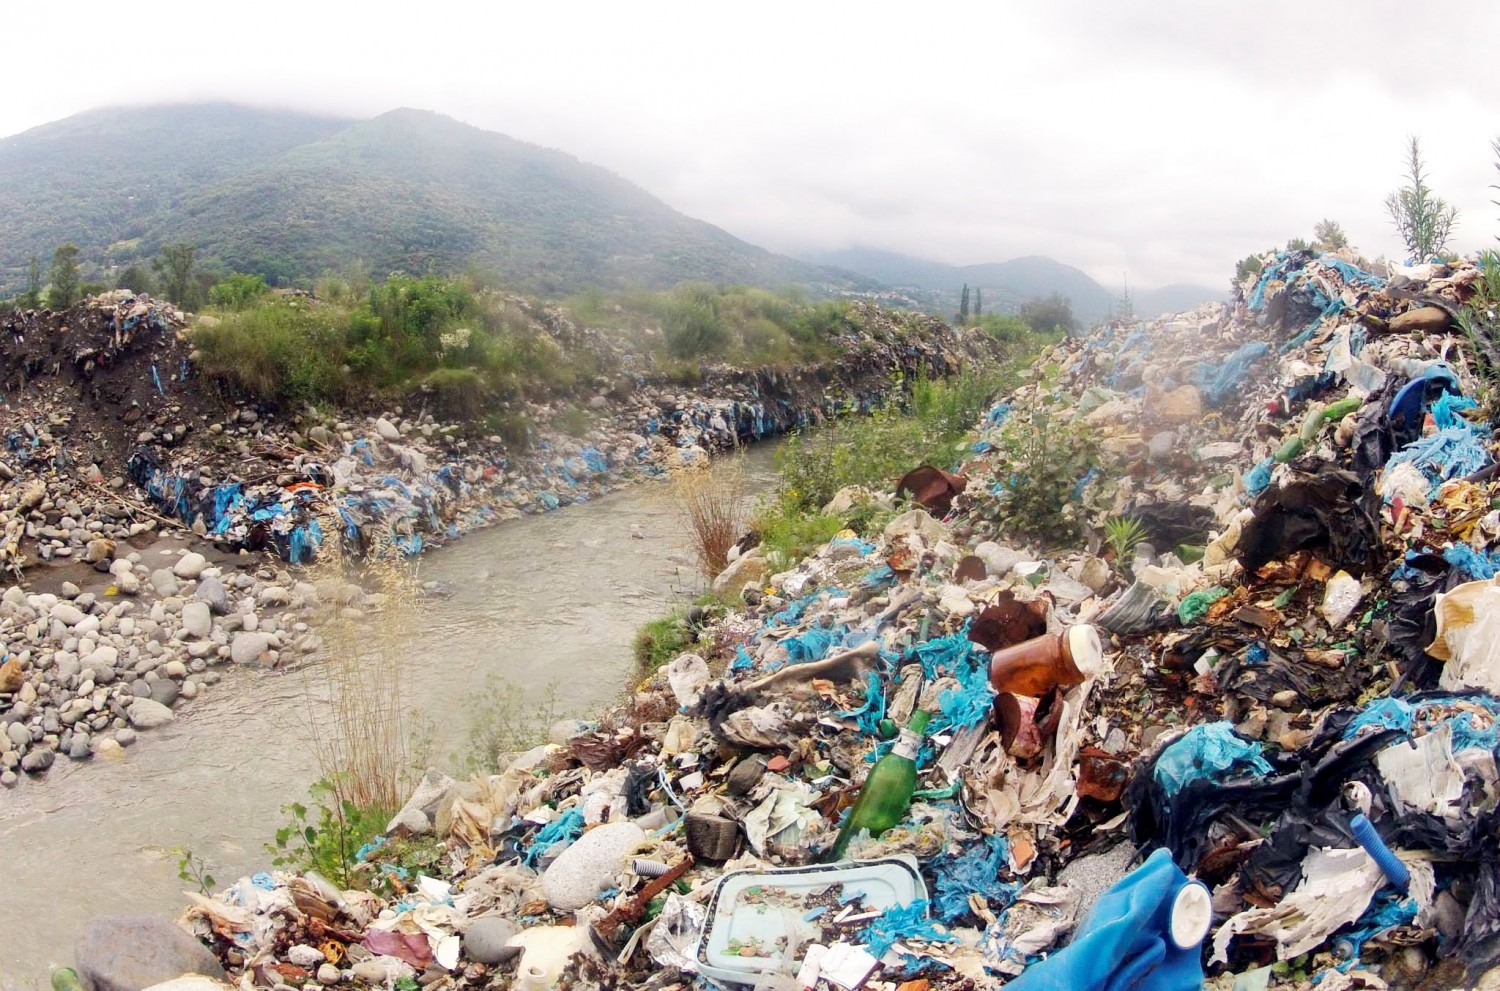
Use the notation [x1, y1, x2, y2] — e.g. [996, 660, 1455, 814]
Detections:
[172, 847, 216, 895]
[982, 408, 1099, 547]
[634, 609, 692, 671]
[1103, 515, 1149, 564]
[266, 780, 390, 890]
[459, 676, 559, 775]
[1385, 136, 1459, 260]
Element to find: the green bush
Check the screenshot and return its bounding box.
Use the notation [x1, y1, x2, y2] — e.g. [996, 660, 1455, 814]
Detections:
[752, 494, 847, 571]
[421, 367, 487, 420]
[775, 372, 999, 514]
[634, 609, 690, 670]
[980, 407, 1099, 547]
[265, 780, 391, 890]
[207, 273, 269, 310]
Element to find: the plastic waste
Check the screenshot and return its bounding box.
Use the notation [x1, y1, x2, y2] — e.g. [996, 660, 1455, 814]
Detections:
[826, 710, 930, 861]
[1349, 814, 1410, 893]
[989, 624, 1103, 697]
[1006, 848, 1209, 991]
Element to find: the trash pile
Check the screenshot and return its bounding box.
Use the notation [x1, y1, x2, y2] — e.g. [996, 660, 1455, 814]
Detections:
[1, 295, 997, 569]
[159, 249, 1500, 991]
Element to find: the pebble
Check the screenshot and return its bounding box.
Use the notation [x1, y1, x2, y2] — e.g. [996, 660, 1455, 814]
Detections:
[181, 601, 212, 638]
[462, 916, 520, 964]
[172, 552, 208, 579]
[21, 748, 54, 773]
[230, 631, 273, 666]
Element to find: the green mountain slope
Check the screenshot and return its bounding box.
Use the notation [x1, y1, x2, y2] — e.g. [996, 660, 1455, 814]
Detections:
[0, 104, 853, 295]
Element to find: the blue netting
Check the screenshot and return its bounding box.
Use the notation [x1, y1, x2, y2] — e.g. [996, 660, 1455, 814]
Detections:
[859, 899, 952, 958]
[523, 807, 585, 867]
[837, 672, 887, 735]
[907, 626, 995, 736]
[931, 832, 1019, 922]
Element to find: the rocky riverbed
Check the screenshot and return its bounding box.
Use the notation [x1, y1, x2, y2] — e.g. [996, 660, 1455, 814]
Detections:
[0, 292, 1003, 787]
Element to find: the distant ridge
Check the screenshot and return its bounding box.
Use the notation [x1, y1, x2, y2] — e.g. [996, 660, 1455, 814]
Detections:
[0, 103, 863, 295]
[805, 246, 1223, 320]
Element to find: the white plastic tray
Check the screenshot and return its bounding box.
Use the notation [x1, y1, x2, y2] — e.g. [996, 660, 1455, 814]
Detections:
[695, 856, 927, 985]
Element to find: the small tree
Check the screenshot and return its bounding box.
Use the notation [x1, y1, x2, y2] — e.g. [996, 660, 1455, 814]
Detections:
[47, 243, 81, 310]
[1385, 136, 1458, 261]
[19, 255, 42, 309]
[117, 263, 154, 295]
[1020, 292, 1078, 335]
[958, 283, 970, 324]
[1286, 237, 1312, 252]
[1313, 219, 1349, 250]
[974, 287, 982, 321]
[153, 242, 199, 308]
[1115, 278, 1133, 321]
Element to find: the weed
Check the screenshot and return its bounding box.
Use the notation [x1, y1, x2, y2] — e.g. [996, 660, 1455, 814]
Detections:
[265, 780, 390, 890]
[634, 609, 691, 671]
[172, 847, 216, 895]
[1103, 515, 1149, 564]
[460, 676, 559, 776]
[559, 406, 593, 438]
[672, 456, 747, 580]
[420, 367, 487, 420]
[752, 493, 847, 572]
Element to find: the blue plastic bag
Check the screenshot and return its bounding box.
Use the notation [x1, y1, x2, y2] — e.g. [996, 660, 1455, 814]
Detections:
[1007, 848, 1208, 991]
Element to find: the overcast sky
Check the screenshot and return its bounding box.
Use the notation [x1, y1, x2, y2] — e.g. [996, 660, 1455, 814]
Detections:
[5, 0, 1498, 289]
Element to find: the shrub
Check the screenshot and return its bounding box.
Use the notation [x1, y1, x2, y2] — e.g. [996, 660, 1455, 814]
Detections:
[421, 367, 487, 420]
[980, 407, 1099, 547]
[634, 610, 690, 670]
[673, 458, 747, 581]
[752, 493, 847, 572]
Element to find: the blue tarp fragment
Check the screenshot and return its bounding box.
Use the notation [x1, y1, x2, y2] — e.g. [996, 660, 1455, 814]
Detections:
[1153, 722, 1273, 798]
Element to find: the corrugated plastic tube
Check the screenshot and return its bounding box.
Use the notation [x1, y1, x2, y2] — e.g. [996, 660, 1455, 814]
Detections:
[1350, 813, 1409, 893]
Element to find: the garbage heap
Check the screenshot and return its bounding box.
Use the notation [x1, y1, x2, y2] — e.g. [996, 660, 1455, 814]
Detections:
[1, 295, 999, 567]
[174, 251, 1500, 991]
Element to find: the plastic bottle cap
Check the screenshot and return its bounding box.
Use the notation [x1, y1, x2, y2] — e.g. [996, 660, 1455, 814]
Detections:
[1170, 881, 1212, 949]
[1066, 624, 1104, 678]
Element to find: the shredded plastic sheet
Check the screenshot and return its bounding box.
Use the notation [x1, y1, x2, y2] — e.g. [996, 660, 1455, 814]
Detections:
[784, 625, 842, 664]
[1243, 458, 1274, 498]
[837, 673, 887, 736]
[930, 832, 1019, 923]
[1177, 586, 1230, 624]
[1211, 847, 1384, 964]
[907, 626, 995, 735]
[1194, 342, 1271, 406]
[1152, 722, 1273, 798]
[1443, 543, 1500, 580]
[522, 807, 584, 868]
[858, 899, 952, 959]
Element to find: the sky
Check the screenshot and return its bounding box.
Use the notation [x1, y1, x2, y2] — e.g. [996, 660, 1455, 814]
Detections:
[4, 0, 1499, 289]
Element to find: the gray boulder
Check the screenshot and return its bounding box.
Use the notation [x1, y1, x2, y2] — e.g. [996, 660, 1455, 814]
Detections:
[180, 602, 212, 639]
[126, 699, 175, 730]
[193, 576, 229, 615]
[542, 821, 645, 911]
[172, 553, 208, 579]
[229, 632, 271, 666]
[75, 915, 226, 991]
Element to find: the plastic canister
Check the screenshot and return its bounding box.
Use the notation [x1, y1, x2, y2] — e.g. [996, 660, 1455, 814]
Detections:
[989, 624, 1103, 697]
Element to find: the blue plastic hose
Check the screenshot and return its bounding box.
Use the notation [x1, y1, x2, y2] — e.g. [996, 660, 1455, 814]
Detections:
[1350, 814, 1410, 893]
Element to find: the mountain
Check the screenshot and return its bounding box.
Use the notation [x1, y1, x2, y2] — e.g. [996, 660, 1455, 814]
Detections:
[0, 104, 856, 295]
[805, 246, 1222, 321]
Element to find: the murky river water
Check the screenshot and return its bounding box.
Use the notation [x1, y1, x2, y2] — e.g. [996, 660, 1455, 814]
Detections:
[0, 445, 781, 988]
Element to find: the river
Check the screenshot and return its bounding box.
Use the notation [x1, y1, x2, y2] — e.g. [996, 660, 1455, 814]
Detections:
[0, 444, 782, 988]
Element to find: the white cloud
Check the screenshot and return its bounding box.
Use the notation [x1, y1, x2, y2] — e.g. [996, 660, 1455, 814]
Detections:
[3, 0, 1497, 288]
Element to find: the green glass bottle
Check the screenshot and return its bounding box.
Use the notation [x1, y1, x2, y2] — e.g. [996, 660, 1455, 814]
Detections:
[827, 709, 931, 861]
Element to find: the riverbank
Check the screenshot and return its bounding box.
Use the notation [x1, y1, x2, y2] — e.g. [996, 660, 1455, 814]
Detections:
[0, 295, 1013, 787]
[0, 445, 783, 989]
[160, 250, 1500, 991]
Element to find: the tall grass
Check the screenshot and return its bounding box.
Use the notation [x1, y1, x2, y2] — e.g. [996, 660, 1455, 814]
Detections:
[672, 455, 748, 581]
[301, 518, 420, 816]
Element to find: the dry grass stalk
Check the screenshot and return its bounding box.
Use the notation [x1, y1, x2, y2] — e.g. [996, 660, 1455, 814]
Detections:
[300, 515, 420, 814]
[672, 452, 747, 581]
